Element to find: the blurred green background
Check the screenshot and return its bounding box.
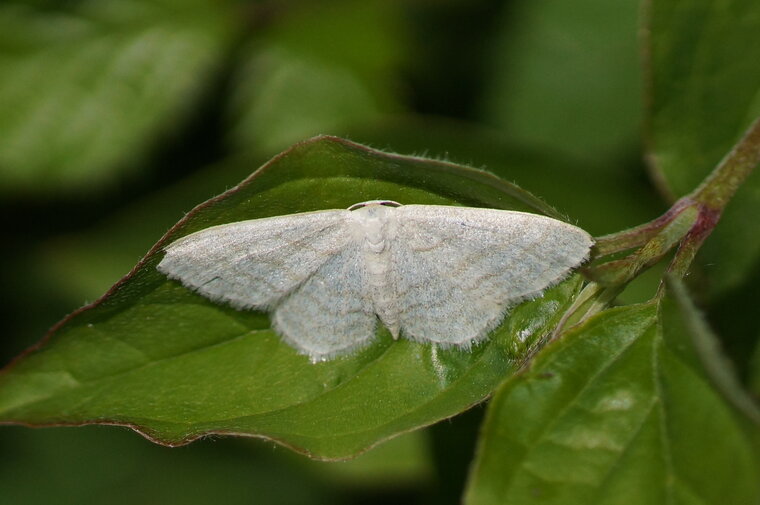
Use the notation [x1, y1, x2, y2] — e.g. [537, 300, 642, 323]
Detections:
[1, 0, 730, 503]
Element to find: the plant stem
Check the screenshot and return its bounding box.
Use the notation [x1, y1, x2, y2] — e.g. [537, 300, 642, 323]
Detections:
[667, 117, 760, 277]
[691, 116, 760, 211]
[593, 197, 694, 256]
[588, 116, 760, 290]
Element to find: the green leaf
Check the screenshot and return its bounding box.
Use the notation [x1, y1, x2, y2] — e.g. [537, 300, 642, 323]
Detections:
[664, 277, 760, 425]
[482, 0, 641, 163]
[645, 0, 760, 294]
[0, 0, 236, 192]
[465, 286, 759, 504]
[0, 137, 583, 460]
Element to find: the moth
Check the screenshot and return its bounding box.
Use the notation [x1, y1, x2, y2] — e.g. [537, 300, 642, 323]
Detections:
[158, 201, 593, 361]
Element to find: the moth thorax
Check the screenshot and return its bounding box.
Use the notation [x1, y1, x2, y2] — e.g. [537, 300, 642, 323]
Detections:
[353, 202, 396, 249]
[349, 203, 402, 337]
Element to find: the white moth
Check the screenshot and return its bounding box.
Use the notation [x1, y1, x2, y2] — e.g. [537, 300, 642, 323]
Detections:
[157, 200, 593, 361]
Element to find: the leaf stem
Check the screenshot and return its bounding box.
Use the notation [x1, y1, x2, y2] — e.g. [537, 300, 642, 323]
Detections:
[551, 281, 603, 339]
[665, 116, 760, 278]
[589, 116, 760, 289]
[593, 197, 694, 256]
[590, 205, 698, 286]
[691, 116, 760, 211]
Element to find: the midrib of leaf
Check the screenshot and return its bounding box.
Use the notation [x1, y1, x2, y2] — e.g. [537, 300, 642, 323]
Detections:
[589, 399, 660, 502]
[653, 332, 738, 505]
[652, 320, 677, 505]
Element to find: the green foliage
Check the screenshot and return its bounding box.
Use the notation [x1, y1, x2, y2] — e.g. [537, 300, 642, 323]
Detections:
[1, 0, 758, 504]
[466, 283, 759, 504]
[0, 0, 237, 191]
[0, 138, 583, 458]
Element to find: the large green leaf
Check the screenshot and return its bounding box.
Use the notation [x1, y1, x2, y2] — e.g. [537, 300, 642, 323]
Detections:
[645, 0, 760, 294]
[0, 0, 236, 192]
[0, 137, 584, 460]
[465, 283, 759, 504]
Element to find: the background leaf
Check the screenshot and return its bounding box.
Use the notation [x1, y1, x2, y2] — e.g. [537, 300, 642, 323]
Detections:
[0, 0, 237, 192]
[645, 0, 760, 296]
[482, 0, 641, 164]
[0, 138, 583, 459]
[465, 286, 759, 505]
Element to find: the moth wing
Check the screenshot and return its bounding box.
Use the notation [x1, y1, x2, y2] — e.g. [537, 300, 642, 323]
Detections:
[392, 205, 593, 347]
[157, 209, 354, 310]
[272, 240, 377, 361]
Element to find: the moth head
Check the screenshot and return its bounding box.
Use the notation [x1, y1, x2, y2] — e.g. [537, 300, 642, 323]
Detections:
[348, 200, 402, 211]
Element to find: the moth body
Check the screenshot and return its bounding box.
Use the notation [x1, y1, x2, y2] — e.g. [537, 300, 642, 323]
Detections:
[351, 202, 400, 339]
